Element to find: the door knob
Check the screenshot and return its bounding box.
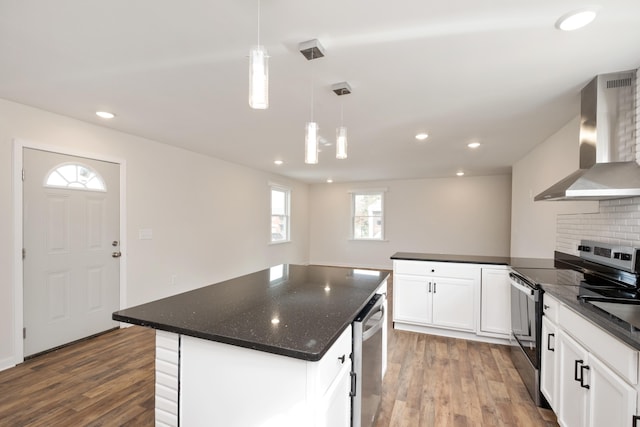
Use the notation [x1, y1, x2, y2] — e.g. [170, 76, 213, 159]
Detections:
[112, 251, 122, 258]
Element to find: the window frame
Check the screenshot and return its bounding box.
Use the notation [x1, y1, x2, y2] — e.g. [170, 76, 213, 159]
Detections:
[269, 184, 291, 244]
[350, 189, 386, 241]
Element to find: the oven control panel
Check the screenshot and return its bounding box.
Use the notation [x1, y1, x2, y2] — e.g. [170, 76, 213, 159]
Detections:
[578, 240, 639, 273]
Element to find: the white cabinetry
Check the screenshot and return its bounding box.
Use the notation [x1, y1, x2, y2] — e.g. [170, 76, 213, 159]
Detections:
[178, 325, 353, 427]
[587, 352, 636, 427]
[479, 267, 511, 338]
[557, 330, 589, 427]
[540, 294, 560, 410]
[393, 261, 478, 334]
[540, 293, 639, 427]
[394, 274, 430, 324]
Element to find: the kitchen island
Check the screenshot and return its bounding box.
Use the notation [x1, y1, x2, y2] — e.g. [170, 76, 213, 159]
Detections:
[113, 264, 388, 427]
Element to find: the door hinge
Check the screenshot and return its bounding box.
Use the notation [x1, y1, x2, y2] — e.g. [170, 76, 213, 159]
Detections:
[22, 248, 26, 260]
[22, 169, 25, 181]
[23, 327, 26, 339]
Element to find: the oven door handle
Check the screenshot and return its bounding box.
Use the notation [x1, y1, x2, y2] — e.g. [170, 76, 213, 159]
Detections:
[510, 280, 534, 296]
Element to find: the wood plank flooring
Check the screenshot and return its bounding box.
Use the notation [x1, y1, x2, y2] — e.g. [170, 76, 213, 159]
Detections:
[0, 273, 558, 426]
[0, 326, 155, 426]
[376, 275, 558, 427]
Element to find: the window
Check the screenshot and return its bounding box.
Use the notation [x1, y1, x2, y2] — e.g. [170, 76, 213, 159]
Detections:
[45, 163, 106, 192]
[270, 185, 290, 243]
[351, 190, 385, 240]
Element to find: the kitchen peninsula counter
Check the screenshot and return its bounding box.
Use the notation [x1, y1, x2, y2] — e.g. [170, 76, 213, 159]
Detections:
[391, 251, 559, 269]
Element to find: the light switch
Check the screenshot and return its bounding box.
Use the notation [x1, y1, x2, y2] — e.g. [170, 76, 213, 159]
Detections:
[139, 228, 153, 240]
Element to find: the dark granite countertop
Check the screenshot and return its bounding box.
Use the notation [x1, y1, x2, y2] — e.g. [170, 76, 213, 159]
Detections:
[509, 264, 640, 350]
[391, 252, 558, 269]
[542, 284, 640, 350]
[113, 264, 388, 361]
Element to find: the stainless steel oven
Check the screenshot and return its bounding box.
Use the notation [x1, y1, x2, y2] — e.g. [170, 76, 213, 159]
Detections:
[509, 271, 547, 407]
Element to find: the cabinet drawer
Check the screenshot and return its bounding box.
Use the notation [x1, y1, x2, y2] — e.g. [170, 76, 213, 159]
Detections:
[394, 260, 478, 279]
[542, 294, 560, 323]
[558, 305, 638, 384]
[316, 325, 352, 396]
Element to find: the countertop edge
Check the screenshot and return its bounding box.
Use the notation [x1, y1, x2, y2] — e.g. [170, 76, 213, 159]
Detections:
[114, 269, 389, 362]
[541, 284, 640, 350]
[113, 313, 346, 361]
[390, 252, 510, 265]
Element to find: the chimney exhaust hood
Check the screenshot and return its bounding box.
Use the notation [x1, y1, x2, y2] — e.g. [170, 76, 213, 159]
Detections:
[535, 70, 639, 201]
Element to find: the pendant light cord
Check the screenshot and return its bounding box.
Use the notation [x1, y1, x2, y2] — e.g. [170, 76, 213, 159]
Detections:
[257, 0, 261, 46]
[310, 50, 314, 121]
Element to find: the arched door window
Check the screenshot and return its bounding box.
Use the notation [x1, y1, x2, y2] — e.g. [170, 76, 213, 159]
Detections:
[44, 163, 106, 191]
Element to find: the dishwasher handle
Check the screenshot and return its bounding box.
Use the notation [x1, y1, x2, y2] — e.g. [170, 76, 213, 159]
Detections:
[510, 279, 534, 296]
[362, 305, 384, 342]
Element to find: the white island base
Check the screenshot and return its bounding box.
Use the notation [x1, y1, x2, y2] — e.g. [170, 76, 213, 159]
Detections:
[154, 326, 353, 427]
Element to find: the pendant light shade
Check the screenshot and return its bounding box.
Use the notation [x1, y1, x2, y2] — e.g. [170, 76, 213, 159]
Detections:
[336, 126, 348, 159]
[249, 46, 268, 109]
[332, 82, 351, 160]
[305, 122, 319, 164]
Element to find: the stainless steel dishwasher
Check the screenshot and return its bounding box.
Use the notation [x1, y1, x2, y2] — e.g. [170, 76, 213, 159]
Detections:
[352, 293, 385, 427]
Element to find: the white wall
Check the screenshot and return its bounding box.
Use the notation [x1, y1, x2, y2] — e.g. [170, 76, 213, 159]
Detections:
[0, 98, 309, 369]
[309, 175, 512, 269]
[510, 116, 599, 257]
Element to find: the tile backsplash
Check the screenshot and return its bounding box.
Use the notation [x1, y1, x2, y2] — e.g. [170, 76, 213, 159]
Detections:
[556, 198, 640, 254]
[556, 67, 640, 255]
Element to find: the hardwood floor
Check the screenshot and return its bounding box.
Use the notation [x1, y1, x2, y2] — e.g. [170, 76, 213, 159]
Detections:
[375, 331, 558, 427]
[376, 275, 558, 427]
[0, 274, 557, 426]
[0, 326, 155, 426]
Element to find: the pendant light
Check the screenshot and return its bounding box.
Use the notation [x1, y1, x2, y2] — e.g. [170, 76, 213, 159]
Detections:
[332, 82, 351, 160]
[249, 0, 268, 109]
[305, 122, 319, 164]
[299, 39, 325, 164]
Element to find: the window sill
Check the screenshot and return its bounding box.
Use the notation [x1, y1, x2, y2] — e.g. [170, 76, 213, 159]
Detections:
[269, 240, 291, 246]
[348, 238, 389, 242]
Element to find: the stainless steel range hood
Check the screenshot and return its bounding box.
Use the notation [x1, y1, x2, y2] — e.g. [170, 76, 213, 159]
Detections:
[535, 70, 639, 201]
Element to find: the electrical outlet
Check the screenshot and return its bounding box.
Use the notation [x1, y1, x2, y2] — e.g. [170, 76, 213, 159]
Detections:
[170, 274, 177, 286]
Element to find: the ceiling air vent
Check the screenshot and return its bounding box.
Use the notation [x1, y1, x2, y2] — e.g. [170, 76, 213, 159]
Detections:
[606, 76, 633, 88]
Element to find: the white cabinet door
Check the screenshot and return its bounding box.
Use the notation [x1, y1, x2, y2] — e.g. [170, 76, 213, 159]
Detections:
[587, 354, 636, 427]
[557, 331, 589, 427]
[320, 365, 351, 427]
[393, 275, 431, 324]
[479, 268, 511, 336]
[431, 277, 475, 332]
[540, 316, 558, 410]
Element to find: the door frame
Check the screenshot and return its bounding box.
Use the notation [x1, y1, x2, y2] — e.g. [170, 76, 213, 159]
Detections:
[12, 138, 127, 365]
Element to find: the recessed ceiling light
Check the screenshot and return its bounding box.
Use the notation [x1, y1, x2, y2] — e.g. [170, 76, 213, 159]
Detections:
[415, 133, 429, 141]
[467, 142, 481, 149]
[274, 160, 283, 166]
[326, 178, 333, 183]
[555, 9, 597, 31]
[96, 111, 115, 119]
[456, 171, 465, 177]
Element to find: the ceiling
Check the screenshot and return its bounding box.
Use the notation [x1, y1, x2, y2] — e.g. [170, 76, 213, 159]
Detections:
[1, 1, 640, 184]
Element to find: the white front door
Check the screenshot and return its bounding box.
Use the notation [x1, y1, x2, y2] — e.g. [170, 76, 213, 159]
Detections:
[23, 148, 121, 356]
